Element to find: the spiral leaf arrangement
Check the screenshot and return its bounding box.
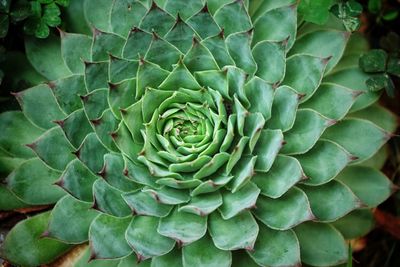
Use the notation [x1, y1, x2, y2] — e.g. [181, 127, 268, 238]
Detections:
[0, 0, 397, 266]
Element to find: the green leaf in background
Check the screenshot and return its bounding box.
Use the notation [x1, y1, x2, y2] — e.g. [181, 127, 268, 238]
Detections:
[0, 0, 11, 13]
[0, 13, 9, 38]
[368, 0, 381, 14]
[298, 0, 334, 25]
[330, 0, 362, 32]
[365, 73, 393, 92]
[387, 56, 400, 77]
[359, 49, 388, 73]
[42, 3, 61, 27]
[30, 1, 42, 17]
[55, 0, 70, 7]
[382, 10, 399, 21]
[9, 0, 32, 22]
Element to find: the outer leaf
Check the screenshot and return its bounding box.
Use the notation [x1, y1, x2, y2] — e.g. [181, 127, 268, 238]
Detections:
[209, 211, 259, 250]
[322, 118, 390, 163]
[254, 187, 314, 230]
[15, 84, 66, 130]
[126, 216, 175, 260]
[6, 158, 64, 205]
[296, 140, 350, 185]
[248, 226, 300, 267]
[295, 222, 348, 266]
[25, 35, 71, 80]
[281, 109, 331, 155]
[300, 180, 360, 221]
[219, 182, 260, 219]
[182, 235, 231, 267]
[0, 111, 43, 158]
[1, 212, 72, 266]
[89, 214, 132, 259]
[47, 195, 99, 243]
[158, 208, 207, 244]
[335, 166, 394, 207]
[282, 55, 327, 102]
[253, 155, 304, 198]
[331, 209, 375, 239]
[61, 32, 91, 74]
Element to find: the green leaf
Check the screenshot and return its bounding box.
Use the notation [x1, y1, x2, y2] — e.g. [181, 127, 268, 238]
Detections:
[47, 195, 99, 243]
[348, 104, 398, 133]
[300, 180, 360, 221]
[164, 18, 198, 54]
[10, 0, 31, 22]
[295, 222, 348, 266]
[25, 34, 71, 80]
[1, 212, 72, 266]
[0, 111, 43, 158]
[252, 4, 297, 49]
[209, 211, 258, 250]
[58, 158, 98, 202]
[28, 127, 75, 170]
[254, 187, 314, 230]
[368, 0, 381, 14]
[83, 0, 112, 32]
[289, 30, 349, 72]
[359, 49, 388, 73]
[61, 32, 91, 74]
[322, 118, 389, 163]
[92, 179, 131, 217]
[51, 75, 86, 114]
[387, 56, 400, 77]
[298, 0, 334, 25]
[42, 3, 61, 27]
[126, 216, 175, 260]
[253, 129, 283, 172]
[226, 31, 257, 75]
[248, 226, 300, 267]
[139, 3, 175, 36]
[252, 40, 286, 83]
[323, 68, 380, 112]
[281, 109, 331, 155]
[267, 85, 300, 131]
[0, 14, 9, 38]
[6, 158, 64, 205]
[89, 214, 132, 259]
[122, 190, 173, 217]
[109, 0, 146, 37]
[219, 182, 260, 219]
[335, 166, 394, 207]
[158, 208, 207, 245]
[300, 83, 361, 120]
[213, 0, 252, 36]
[91, 30, 125, 62]
[283, 55, 328, 102]
[16, 84, 66, 129]
[182, 235, 232, 267]
[331, 209, 375, 239]
[179, 192, 222, 216]
[151, 247, 182, 267]
[296, 140, 350, 186]
[253, 155, 304, 198]
[55, 0, 70, 7]
[365, 73, 392, 92]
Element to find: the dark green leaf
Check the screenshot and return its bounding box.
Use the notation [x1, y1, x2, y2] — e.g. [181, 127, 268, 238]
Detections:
[298, 0, 334, 25]
[359, 49, 388, 73]
[9, 0, 31, 22]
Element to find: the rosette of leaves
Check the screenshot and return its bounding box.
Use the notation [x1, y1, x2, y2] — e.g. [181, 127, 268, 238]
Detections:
[0, 0, 397, 266]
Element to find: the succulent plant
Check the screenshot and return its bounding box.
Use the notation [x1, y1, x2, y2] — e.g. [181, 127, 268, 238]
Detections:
[0, 0, 397, 266]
